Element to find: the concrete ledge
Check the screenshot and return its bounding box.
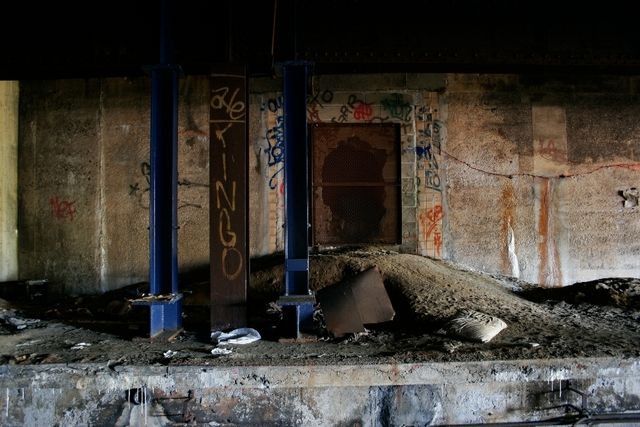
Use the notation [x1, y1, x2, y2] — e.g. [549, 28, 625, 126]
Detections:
[1, 357, 639, 425]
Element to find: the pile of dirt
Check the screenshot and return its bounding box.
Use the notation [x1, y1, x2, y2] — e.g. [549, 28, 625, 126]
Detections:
[517, 277, 640, 310]
[249, 246, 640, 360]
[1, 246, 639, 366]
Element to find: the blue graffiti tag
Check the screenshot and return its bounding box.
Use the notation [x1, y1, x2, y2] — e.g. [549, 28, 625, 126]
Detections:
[265, 115, 285, 189]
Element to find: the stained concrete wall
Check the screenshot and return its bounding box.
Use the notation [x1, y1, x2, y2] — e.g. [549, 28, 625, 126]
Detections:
[0, 81, 19, 282]
[18, 77, 210, 294]
[2, 357, 639, 425]
[443, 74, 640, 286]
[16, 73, 640, 294]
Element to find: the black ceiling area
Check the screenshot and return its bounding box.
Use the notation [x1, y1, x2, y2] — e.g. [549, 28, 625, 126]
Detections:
[2, 0, 640, 79]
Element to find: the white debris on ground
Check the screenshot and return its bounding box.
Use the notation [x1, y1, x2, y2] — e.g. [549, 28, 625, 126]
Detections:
[437, 309, 508, 343]
[211, 328, 261, 345]
[70, 342, 91, 350]
[0, 247, 639, 365]
[210, 348, 233, 356]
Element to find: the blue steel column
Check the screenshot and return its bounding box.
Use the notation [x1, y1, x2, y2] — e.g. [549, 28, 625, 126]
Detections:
[148, 0, 181, 337]
[277, 62, 315, 338]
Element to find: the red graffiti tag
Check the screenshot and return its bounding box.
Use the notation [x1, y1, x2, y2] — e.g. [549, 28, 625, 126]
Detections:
[50, 196, 76, 221]
[419, 205, 443, 241]
[352, 101, 373, 121]
[307, 103, 322, 123]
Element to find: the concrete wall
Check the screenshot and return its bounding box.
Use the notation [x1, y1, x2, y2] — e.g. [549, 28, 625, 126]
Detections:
[16, 73, 640, 294]
[0, 81, 19, 281]
[18, 78, 210, 294]
[2, 357, 639, 425]
[443, 74, 640, 286]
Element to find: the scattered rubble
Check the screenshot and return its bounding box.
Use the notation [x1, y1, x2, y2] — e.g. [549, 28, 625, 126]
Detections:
[0, 247, 638, 366]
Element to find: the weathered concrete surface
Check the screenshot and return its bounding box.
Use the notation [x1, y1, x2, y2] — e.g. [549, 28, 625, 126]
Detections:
[248, 93, 272, 257]
[444, 74, 640, 286]
[99, 76, 210, 291]
[1, 357, 639, 425]
[98, 77, 150, 291]
[18, 80, 103, 294]
[15, 73, 640, 293]
[18, 77, 210, 294]
[0, 81, 19, 281]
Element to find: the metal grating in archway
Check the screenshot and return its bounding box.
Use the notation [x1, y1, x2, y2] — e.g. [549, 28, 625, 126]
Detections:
[310, 123, 401, 245]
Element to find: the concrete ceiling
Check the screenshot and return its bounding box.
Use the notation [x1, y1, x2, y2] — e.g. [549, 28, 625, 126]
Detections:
[2, 0, 640, 79]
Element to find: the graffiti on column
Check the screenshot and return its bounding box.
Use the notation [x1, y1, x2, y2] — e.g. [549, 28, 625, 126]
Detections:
[418, 106, 437, 190]
[263, 89, 337, 190]
[419, 204, 444, 258]
[264, 114, 285, 190]
[415, 105, 442, 192]
[210, 83, 246, 281]
[210, 69, 248, 329]
[415, 97, 444, 259]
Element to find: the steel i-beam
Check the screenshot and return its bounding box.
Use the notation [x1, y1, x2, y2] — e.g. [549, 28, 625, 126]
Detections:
[138, 0, 182, 339]
[278, 61, 315, 339]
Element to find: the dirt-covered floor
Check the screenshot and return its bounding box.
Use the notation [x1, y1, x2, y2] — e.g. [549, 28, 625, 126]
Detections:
[1, 247, 639, 366]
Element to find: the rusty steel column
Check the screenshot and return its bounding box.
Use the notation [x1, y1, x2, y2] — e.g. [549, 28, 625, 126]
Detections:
[209, 68, 248, 331]
[277, 61, 315, 338]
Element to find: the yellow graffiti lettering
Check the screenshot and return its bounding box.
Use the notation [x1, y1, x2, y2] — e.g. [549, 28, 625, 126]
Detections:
[210, 87, 246, 121]
[215, 181, 236, 211]
[218, 208, 237, 247]
[222, 247, 243, 280]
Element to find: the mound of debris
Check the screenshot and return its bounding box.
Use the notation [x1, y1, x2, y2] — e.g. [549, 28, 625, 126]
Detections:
[1, 246, 639, 366]
[249, 246, 640, 359]
[517, 277, 640, 310]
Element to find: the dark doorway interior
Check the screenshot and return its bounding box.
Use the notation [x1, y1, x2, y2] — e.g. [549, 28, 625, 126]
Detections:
[310, 123, 401, 245]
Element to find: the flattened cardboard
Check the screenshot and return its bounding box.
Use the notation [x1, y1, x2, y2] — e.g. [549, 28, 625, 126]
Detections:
[316, 266, 395, 337]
